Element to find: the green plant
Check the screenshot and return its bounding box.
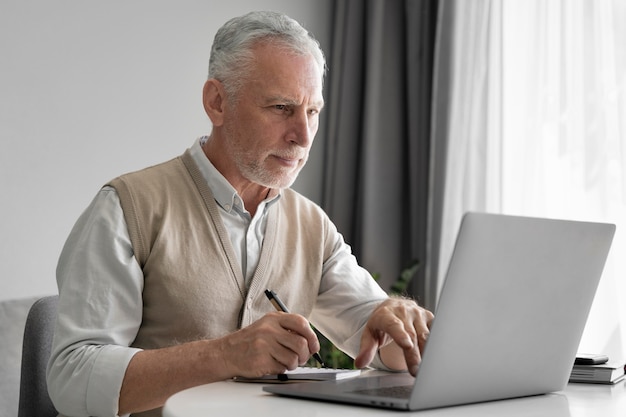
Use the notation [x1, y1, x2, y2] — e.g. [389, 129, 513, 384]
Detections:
[307, 260, 420, 369]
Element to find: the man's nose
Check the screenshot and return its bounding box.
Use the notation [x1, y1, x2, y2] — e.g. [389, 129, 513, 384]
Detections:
[286, 110, 316, 147]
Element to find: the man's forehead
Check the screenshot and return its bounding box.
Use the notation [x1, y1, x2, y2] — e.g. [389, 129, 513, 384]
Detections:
[250, 42, 323, 77]
[245, 45, 324, 105]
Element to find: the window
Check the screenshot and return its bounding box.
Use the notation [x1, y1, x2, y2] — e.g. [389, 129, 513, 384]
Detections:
[501, 0, 626, 357]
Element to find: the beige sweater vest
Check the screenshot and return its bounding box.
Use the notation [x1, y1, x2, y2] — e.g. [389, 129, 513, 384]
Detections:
[108, 149, 336, 416]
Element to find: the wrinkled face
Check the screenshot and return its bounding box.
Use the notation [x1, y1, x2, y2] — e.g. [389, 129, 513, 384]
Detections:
[221, 42, 324, 189]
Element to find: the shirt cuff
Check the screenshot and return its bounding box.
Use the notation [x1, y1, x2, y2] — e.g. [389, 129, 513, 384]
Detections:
[87, 345, 142, 417]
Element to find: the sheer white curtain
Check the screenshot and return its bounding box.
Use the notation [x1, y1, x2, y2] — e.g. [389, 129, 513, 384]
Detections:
[500, 0, 626, 361]
[434, 0, 626, 359]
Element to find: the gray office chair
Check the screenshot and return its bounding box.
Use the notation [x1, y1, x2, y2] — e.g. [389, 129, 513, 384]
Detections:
[18, 295, 59, 417]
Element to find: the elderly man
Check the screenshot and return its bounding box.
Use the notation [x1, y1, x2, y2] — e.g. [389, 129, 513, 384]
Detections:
[47, 11, 433, 417]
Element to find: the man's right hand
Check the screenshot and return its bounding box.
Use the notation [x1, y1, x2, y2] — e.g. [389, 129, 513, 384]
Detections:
[218, 311, 321, 378]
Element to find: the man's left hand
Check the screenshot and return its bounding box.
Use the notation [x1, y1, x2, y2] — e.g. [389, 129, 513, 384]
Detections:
[354, 297, 434, 376]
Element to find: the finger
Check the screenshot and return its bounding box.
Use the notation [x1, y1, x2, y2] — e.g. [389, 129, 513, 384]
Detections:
[385, 315, 421, 376]
[382, 315, 415, 351]
[354, 329, 380, 369]
[270, 339, 305, 370]
[415, 310, 434, 352]
[401, 309, 433, 375]
[405, 309, 433, 375]
[272, 313, 321, 362]
[403, 339, 421, 377]
[416, 327, 429, 353]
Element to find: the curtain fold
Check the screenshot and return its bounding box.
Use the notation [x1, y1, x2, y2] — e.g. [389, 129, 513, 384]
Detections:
[322, 0, 437, 303]
[428, 0, 500, 305]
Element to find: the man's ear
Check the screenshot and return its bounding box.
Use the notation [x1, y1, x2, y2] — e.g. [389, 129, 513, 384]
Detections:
[202, 79, 225, 126]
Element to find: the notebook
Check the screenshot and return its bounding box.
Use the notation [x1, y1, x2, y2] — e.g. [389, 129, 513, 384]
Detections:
[264, 212, 615, 410]
[234, 367, 361, 382]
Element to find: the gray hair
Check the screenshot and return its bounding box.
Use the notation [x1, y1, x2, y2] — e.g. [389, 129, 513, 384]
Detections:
[208, 11, 327, 98]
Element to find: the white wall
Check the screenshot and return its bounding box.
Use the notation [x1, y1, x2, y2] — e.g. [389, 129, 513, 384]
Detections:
[0, 0, 332, 301]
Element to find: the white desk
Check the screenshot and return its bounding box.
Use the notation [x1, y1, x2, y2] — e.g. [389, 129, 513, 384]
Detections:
[163, 376, 626, 417]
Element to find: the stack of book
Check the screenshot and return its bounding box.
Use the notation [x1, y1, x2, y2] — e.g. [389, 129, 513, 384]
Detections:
[570, 361, 626, 385]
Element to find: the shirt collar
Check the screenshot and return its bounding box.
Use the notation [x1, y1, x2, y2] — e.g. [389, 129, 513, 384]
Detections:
[189, 137, 281, 214]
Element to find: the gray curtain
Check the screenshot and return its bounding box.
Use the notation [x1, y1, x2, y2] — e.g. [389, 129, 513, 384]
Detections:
[321, 0, 438, 308]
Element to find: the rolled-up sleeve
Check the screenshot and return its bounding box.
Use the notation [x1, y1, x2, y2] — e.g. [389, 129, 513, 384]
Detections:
[47, 187, 143, 417]
[310, 222, 389, 366]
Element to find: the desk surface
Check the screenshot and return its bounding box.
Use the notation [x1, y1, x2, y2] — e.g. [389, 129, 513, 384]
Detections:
[163, 376, 626, 417]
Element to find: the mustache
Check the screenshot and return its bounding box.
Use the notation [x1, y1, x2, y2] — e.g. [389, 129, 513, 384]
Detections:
[274, 153, 303, 160]
[273, 149, 306, 160]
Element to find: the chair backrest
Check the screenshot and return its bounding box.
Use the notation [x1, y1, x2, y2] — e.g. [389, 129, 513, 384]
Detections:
[18, 295, 59, 417]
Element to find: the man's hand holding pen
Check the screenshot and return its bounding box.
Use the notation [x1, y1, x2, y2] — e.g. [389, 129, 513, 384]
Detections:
[219, 311, 321, 379]
[265, 289, 326, 367]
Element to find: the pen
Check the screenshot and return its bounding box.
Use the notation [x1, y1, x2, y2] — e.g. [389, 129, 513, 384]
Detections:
[264, 289, 327, 368]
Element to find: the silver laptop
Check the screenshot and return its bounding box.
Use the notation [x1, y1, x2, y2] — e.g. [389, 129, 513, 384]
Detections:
[264, 212, 615, 410]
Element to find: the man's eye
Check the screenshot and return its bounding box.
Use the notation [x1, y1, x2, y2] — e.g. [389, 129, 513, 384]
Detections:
[274, 105, 287, 111]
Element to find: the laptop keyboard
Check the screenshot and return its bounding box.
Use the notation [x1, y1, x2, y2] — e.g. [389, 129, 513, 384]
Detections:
[351, 384, 414, 399]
